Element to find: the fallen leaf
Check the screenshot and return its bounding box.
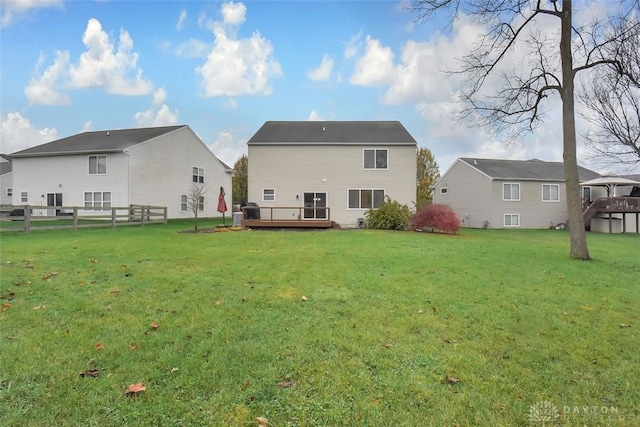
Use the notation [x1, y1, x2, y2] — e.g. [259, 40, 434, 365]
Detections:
[129, 343, 138, 350]
[32, 305, 46, 310]
[446, 376, 460, 384]
[382, 343, 392, 349]
[90, 259, 98, 263]
[620, 323, 631, 328]
[171, 367, 179, 373]
[94, 343, 105, 350]
[432, 306, 439, 312]
[417, 309, 424, 314]
[1, 303, 11, 311]
[124, 382, 146, 396]
[215, 300, 223, 306]
[301, 295, 308, 301]
[277, 381, 295, 388]
[256, 416, 269, 426]
[79, 369, 100, 378]
[150, 322, 159, 330]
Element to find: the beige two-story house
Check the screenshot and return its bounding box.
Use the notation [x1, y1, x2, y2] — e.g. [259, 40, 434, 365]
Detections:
[246, 121, 417, 228]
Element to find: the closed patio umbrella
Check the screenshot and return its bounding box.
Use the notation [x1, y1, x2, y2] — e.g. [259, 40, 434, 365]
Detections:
[217, 186, 228, 225]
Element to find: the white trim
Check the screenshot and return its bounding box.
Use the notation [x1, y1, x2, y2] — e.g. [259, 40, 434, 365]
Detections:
[347, 188, 386, 210]
[502, 182, 520, 201]
[504, 213, 520, 227]
[88, 154, 107, 175]
[262, 188, 275, 202]
[541, 183, 560, 202]
[363, 148, 389, 170]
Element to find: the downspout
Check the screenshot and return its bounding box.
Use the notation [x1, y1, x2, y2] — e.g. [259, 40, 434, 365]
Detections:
[124, 150, 131, 208]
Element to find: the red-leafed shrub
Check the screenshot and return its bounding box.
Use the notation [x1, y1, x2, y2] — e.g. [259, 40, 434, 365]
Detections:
[411, 204, 460, 234]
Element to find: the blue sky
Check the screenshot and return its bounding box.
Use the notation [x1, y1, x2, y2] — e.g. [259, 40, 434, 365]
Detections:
[1, 0, 636, 173]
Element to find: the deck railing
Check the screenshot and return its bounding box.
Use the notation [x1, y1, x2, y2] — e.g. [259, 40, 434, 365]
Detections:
[582, 197, 640, 233]
[241, 206, 331, 228]
[1, 205, 167, 233]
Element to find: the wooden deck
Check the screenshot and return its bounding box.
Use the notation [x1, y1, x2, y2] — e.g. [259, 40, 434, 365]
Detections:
[583, 197, 640, 233]
[241, 206, 332, 228]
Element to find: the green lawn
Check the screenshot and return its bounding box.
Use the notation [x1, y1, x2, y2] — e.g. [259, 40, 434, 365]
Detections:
[1, 221, 638, 426]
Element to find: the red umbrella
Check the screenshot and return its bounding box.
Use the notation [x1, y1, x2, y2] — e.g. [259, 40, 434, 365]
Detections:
[217, 186, 228, 225]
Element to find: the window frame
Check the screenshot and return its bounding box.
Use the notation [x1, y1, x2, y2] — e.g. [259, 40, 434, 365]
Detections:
[262, 188, 275, 202]
[198, 196, 204, 211]
[504, 214, 520, 227]
[502, 183, 520, 201]
[6, 188, 12, 197]
[84, 191, 112, 211]
[192, 167, 205, 184]
[440, 187, 448, 195]
[20, 191, 28, 203]
[541, 184, 560, 202]
[88, 155, 107, 175]
[363, 148, 389, 170]
[348, 188, 385, 209]
[181, 194, 188, 211]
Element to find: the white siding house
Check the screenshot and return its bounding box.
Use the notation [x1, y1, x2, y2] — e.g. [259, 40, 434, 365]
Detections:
[0, 154, 12, 209]
[10, 125, 232, 219]
[247, 121, 417, 228]
[434, 158, 600, 229]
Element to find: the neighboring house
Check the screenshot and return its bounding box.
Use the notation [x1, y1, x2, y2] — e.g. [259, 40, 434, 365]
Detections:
[0, 154, 12, 210]
[433, 158, 600, 229]
[10, 125, 232, 219]
[246, 121, 417, 228]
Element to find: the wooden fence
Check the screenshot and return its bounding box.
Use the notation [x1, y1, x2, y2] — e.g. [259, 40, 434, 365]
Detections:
[0, 204, 167, 233]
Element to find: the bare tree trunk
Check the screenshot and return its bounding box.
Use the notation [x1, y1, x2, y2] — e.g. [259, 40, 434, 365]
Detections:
[561, 0, 590, 260]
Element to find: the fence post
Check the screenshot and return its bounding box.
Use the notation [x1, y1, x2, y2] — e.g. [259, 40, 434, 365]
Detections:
[111, 208, 116, 228]
[73, 207, 78, 229]
[141, 206, 146, 226]
[163, 207, 168, 224]
[24, 205, 31, 233]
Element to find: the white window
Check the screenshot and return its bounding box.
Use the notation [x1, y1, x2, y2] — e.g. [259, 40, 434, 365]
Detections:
[504, 214, 520, 227]
[198, 196, 204, 211]
[262, 188, 275, 201]
[440, 187, 448, 195]
[581, 186, 592, 203]
[348, 189, 385, 209]
[503, 183, 520, 201]
[84, 191, 111, 210]
[6, 188, 12, 197]
[363, 149, 388, 170]
[89, 155, 107, 175]
[181, 195, 188, 211]
[21, 192, 28, 203]
[192, 167, 205, 183]
[542, 184, 559, 202]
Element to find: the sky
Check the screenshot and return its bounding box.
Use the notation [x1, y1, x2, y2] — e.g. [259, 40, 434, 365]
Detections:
[1, 0, 638, 174]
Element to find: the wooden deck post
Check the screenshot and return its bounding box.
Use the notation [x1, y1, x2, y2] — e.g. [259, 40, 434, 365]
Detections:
[111, 208, 117, 228]
[163, 207, 168, 224]
[73, 207, 78, 229]
[141, 206, 146, 226]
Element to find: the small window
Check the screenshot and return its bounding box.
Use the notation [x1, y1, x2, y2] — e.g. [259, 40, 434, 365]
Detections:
[363, 149, 388, 170]
[21, 191, 28, 203]
[348, 189, 385, 209]
[181, 195, 188, 211]
[504, 214, 520, 227]
[192, 167, 205, 183]
[440, 187, 448, 195]
[6, 188, 12, 197]
[542, 184, 559, 202]
[503, 183, 520, 201]
[84, 191, 111, 210]
[581, 186, 591, 203]
[198, 196, 204, 211]
[89, 155, 107, 175]
[262, 188, 275, 201]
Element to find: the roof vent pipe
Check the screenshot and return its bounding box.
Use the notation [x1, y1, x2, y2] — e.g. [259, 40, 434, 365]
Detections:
[107, 131, 110, 136]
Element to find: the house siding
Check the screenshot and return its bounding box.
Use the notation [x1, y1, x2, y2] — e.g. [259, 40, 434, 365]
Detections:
[1, 172, 12, 207]
[127, 127, 231, 219]
[248, 144, 416, 228]
[12, 153, 130, 215]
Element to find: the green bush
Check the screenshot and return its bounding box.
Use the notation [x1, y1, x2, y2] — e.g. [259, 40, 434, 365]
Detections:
[365, 197, 412, 230]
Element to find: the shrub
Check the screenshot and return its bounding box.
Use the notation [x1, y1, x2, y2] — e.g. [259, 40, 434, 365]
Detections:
[365, 197, 412, 230]
[411, 203, 460, 234]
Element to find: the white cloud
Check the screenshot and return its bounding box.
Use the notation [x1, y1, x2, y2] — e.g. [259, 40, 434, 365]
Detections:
[196, 2, 282, 97]
[0, 0, 62, 27]
[307, 54, 334, 82]
[207, 129, 246, 166]
[174, 39, 211, 58]
[82, 121, 93, 131]
[344, 30, 363, 59]
[176, 9, 188, 31]
[1, 112, 58, 154]
[307, 110, 324, 121]
[24, 50, 71, 105]
[69, 18, 153, 95]
[349, 36, 395, 86]
[134, 88, 179, 127]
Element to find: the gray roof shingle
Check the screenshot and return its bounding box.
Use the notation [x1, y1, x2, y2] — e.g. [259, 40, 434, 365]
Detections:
[247, 121, 417, 145]
[460, 158, 600, 181]
[11, 125, 186, 157]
